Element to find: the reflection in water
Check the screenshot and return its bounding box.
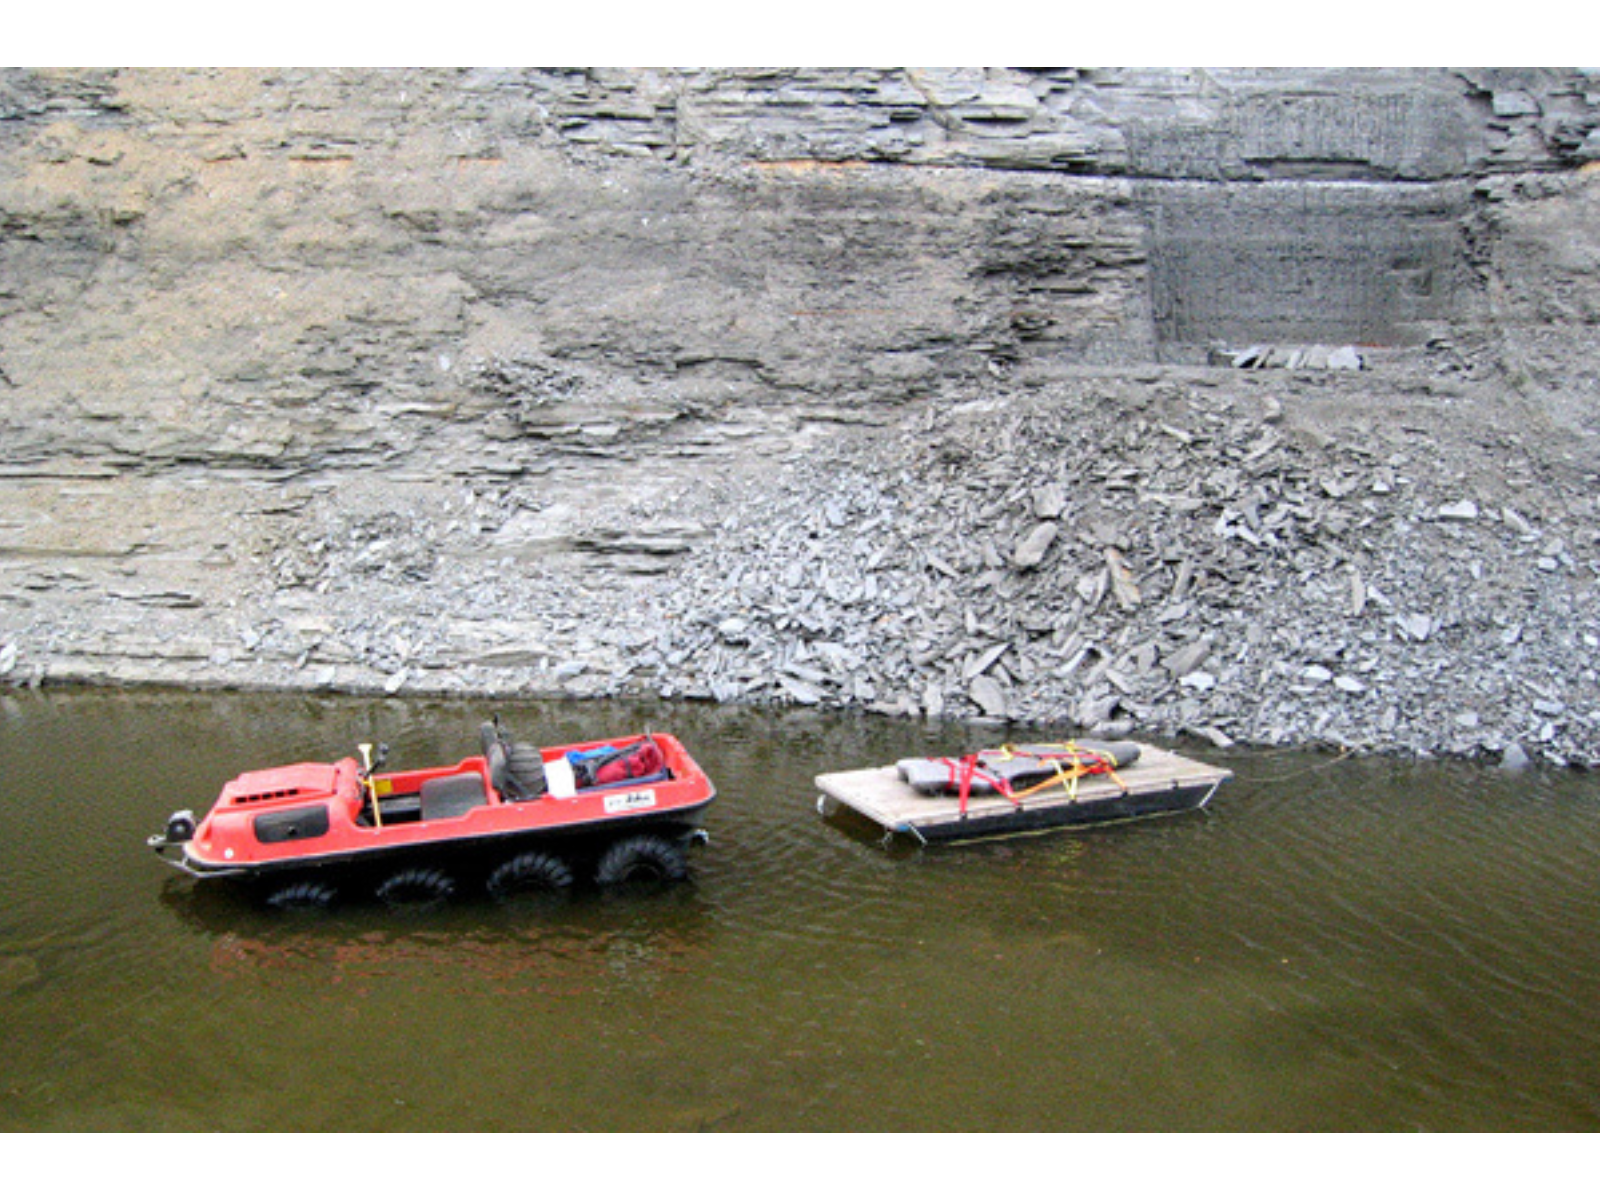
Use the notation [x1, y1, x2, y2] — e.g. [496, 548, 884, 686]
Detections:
[160, 873, 718, 1001]
[2, 687, 1600, 1131]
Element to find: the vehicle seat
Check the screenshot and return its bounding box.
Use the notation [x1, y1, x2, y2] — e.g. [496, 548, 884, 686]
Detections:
[420, 772, 488, 820]
[479, 719, 547, 801]
[486, 740, 509, 796]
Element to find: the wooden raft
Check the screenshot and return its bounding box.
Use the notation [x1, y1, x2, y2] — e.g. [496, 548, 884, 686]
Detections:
[815, 743, 1231, 844]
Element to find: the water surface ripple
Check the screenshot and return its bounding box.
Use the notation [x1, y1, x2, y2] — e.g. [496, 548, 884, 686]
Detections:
[2, 689, 1599, 1131]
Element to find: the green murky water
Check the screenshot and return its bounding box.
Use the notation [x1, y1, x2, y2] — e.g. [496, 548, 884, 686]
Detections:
[2, 687, 1598, 1131]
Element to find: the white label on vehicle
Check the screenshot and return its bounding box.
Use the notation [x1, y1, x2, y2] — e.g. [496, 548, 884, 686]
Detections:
[604, 789, 658, 814]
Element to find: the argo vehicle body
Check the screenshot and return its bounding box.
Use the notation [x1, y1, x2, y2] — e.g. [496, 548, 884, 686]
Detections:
[148, 719, 715, 908]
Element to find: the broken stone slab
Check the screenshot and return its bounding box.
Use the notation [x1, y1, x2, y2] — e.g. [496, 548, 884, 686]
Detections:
[779, 675, 822, 705]
[963, 641, 1010, 681]
[1500, 506, 1536, 537]
[1499, 742, 1533, 771]
[1075, 690, 1118, 727]
[1032, 483, 1066, 520]
[1347, 568, 1367, 617]
[1012, 521, 1058, 570]
[1104, 547, 1141, 609]
[1163, 637, 1212, 678]
[1395, 613, 1434, 641]
[968, 674, 1009, 718]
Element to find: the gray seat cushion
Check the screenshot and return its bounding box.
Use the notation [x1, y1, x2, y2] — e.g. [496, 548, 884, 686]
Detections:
[420, 772, 488, 820]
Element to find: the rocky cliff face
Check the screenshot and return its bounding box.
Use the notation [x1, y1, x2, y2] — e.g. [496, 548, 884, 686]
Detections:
[3, 68, 1598, 764]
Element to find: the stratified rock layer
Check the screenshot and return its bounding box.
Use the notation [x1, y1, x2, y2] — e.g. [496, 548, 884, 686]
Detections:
[2, 68, 1598, 764]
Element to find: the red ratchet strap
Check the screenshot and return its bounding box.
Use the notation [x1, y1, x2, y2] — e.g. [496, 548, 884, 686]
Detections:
[938, 754, 1021, 815]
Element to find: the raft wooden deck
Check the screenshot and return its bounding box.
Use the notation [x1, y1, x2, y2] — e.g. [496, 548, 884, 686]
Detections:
[815, 743, 1230, 845]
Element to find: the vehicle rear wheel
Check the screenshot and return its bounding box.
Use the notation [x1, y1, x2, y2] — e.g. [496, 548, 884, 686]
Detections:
[376, 866, 455, 911]
[594, 834, 688, 887]
[265, 880, 338, 911]
[486, 850, 573, 902]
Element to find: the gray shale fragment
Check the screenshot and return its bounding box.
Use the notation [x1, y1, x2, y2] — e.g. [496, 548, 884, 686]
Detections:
[969, 675, 1010, 719]
[1012, 522, 1058, 570]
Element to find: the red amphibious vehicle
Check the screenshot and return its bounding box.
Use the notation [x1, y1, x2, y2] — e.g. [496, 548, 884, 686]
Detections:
[148, 718, 716, 909]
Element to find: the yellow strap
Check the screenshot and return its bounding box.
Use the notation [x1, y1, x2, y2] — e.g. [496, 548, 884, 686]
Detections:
[1000, 742, 1130, 801]
[971, 742, 1130, 802]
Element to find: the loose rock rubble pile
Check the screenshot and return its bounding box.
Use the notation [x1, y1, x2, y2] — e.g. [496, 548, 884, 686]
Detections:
[2, 372, 1596, 769]
[629, 377, 1600, 767]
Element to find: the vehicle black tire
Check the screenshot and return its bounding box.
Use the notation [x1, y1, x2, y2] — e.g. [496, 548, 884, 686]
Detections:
[594, 834, 689, 887]
[486, 850, 573, 901]
[376, 866, 455, 911]
[265, 880, 338, 911]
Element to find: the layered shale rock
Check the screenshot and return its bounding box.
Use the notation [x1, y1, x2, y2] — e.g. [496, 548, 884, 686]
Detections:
[2, 68, 1598, 764]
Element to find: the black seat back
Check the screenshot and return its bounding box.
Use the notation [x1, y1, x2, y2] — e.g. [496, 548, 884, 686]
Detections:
[486, 739, 509, 796]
